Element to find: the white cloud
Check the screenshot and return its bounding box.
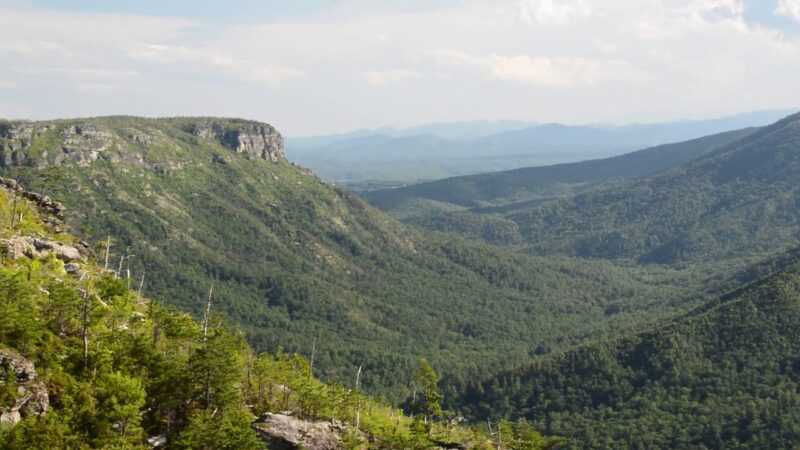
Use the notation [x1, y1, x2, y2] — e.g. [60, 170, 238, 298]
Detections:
[489, 55, 650, 86]
[687, 0, 744, 21]
[776, 0, 800, 22]
[430, 50, 650, 87]
[364, 70, 423, 86]
[128, 44, 305, 86]
[519, 0, 592, 25]
[1, 1, 800, 134]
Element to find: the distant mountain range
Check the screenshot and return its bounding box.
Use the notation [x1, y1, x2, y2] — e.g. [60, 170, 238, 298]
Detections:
[287, 110, 795, 184]
[366, 111, 800, 266]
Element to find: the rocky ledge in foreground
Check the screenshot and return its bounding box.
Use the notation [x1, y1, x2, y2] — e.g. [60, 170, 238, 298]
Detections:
[0, 348, 49, 428]
[252, 413, 346, 450]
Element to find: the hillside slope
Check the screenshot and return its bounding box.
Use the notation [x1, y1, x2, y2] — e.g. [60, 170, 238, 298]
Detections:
[365, 128, 753, 213]
[0, 116, 695, 397]
[508, 111, 800, 264]
[0, 178, 559, 450]
[452, 249, 800, 449]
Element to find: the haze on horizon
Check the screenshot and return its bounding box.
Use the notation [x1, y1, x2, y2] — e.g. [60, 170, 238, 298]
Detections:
[1, 0, 800, 136]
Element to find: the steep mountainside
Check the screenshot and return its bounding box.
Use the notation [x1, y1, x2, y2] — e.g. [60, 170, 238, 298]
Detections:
[0, 116, 695, 397]
[368, 112, 800, 265]
[0, 180, 557, 450]
[507, 111, 800, 264]
[365, 128, 753, 214]
[451, 248, 800, 449]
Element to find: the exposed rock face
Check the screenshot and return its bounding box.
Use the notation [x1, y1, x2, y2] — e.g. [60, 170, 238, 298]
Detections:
[0, 122, 115, 168]
[252, 413, 344, 450]
[57, 124, 115, 166]
[1, 236, 83, 262]
[0, 177, 67, 222]
[0, 348, 49, 427]
[0, 117, 285, 170]
[182, 119, 285, 162]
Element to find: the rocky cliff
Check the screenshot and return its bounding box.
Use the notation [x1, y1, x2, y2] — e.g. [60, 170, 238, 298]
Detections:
[0, 117, 284, 169]
[0, 348, 49, 427]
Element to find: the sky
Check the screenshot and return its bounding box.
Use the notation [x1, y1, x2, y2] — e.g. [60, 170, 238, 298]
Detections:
[1, 0, 800, 136]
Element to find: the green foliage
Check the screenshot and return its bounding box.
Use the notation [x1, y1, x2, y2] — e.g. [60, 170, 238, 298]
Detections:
[0, 116, 700, 400]
[0, 190, 558, 449]
[365, 128, 752, 213]
[413, 359, 442, 422]
[175, 409, 265, 450]
[367, 116, 800, 272]
[454, 259, 800, 449]
[452, 114, 800, 266]
[92, 372, 147, 447]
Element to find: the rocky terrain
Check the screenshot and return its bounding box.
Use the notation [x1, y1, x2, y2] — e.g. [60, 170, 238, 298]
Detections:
[0, 117, 284, 170]
[0, 348, 49, 428]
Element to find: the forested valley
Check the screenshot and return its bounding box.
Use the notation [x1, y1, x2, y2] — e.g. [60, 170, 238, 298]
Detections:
[2, 111, 800, 449]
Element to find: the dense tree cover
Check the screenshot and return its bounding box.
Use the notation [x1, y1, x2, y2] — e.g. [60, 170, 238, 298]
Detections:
[369, 112, 800, 270]
[0, 117, 704, 399]
[450, 256, 800, 449]
[0, 189, 562, 449]
[500, 113, 800, 266]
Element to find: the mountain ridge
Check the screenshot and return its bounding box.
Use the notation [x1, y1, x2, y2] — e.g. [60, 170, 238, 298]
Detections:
[289, 110, 794, 184]
[365, 127, 755, 213]
[0, 115, 699, 399]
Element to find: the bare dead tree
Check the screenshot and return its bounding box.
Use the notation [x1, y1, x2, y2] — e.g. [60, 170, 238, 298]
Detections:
[355, 365, 363, 429]
[115, 249, 128, 279]
[137, 271, 146, 298]
[309, 334, 318, 379]
[125, 255, 136, 289]
[202, 285, 214, 343]
[202, 284, 215, 409]
[103, 236, 111, 271]
[80, 277, 92, 371]
[9, 190, 18, 228]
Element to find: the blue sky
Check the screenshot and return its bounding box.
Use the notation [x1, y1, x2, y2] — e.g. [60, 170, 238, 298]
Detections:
[2, 0, 800, 135]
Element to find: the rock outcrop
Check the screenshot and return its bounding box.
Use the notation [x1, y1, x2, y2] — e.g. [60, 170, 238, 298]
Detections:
[0, 348, 49, 427]
[1, 236, 83, 262]
[0, 122, 115, 168]
[181, 119, 285, 162]
[0, 176, 66, 222]
[0, 117, 285, 170]
[252, 413, 345, 450]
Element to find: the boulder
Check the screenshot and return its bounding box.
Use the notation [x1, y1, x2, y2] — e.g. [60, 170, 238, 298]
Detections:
[33, 238, 82, 261]
[2, 236, 35, 260]
[252, 413, 345, 450]
[64, 262, 82, 275]
[1, 236, 83, 262]
[147, 434, 167, 448]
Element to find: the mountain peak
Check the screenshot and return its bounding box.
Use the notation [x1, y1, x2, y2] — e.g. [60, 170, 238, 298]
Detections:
[0, 116, 285, 169]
